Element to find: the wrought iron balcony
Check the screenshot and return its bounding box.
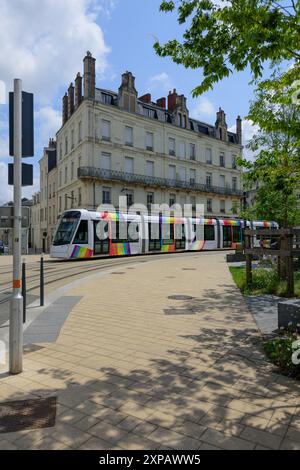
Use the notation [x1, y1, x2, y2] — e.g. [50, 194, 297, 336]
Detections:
[78, 166, 243, 197]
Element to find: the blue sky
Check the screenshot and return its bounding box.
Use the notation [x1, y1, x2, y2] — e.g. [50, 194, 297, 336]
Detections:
[0, 0, 258, 205]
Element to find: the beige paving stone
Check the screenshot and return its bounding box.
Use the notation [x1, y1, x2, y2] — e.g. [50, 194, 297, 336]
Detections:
[240, 426, 282, 449]
[78, 437, 114, 450]
[280, 437, 300, 450]
[201, 428, 255, 450]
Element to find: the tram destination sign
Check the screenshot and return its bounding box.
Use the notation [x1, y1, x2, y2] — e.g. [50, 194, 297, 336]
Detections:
[0, 206, 30, 229]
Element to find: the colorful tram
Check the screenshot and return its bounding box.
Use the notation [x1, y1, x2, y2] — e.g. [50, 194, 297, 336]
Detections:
[50, 209, 278, 260]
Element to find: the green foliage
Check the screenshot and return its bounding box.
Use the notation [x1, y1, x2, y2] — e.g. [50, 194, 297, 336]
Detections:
[229, 266, 300, 297]
[264, 336, 300, 379]
[155, 1, 300, 95]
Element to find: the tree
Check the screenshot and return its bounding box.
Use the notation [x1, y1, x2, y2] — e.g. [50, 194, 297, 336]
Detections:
[238, 68, 300, 228]
[154, 0, 300, 95]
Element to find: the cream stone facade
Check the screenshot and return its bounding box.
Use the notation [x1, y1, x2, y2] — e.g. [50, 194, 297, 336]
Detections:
[36, 52, 244, 251]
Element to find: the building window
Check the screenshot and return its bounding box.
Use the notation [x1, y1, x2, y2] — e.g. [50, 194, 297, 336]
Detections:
[53, 182, 55, 196]
[64, 166, 68, 184]
[78, 188, 82, 206]
[232, 155, 237, 169]
[169, 194, 176, 207]
[59, 196, 62, 213]
[125, 156, 134, 174]
[207, 199, 212, 213]
[125, 126, 133, 146]
[71, 161, 74, 180]
[168, 164, 176, 180]
[219, 175, 225, 188]
[71, 191, 74, 208]
[59, 143, 62, 160]
[169, 137, 175, 156]
[102, 187, 111, 204]
[220, 200, 225, 213]
[49, 184, 52, 199]
[190, 169, 196, 185]
[146, 132, 154, 151]
[101, 152, 111, 171]
[102, 119, 111, 141]
[65, 136, 68, 155]
[78, 156, 81, 170]
[179, 166, 186, 181]
[71, 129, 74, 149]
[220, 152, 225, 167]
[146, 161, 154, 177]
[147, 192, 154, 210]
[179, 141, 186, 159]
[190, 143, 196, 160]
[232, 177, 237, 191]
[78, 121, 82, 142]
[206, 172, 212, 188]
[190, 195, 196, 212]
[65, 194, 68, 210]
[205, 148, 212, 164]
[126, 191, 134, 207]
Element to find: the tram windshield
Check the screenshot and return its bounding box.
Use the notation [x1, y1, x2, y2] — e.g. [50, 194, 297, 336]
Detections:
[53, 211, 81, 246]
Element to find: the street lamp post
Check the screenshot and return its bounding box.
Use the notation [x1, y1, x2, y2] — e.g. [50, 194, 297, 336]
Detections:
[9, 79, 23, 374]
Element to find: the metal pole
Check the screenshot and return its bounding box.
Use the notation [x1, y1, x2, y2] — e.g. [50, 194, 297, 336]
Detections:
[22, 259, 26, 323]
[9, 79, 23, 374]
[40, 254, 44, 306]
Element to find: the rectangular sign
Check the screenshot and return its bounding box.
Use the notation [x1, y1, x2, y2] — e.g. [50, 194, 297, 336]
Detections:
[8, 163, 33, 186]
[0, 206, 30, 229]
[9, 91, 34, 157]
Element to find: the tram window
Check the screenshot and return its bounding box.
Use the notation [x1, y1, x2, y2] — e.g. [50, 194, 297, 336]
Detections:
[149, 223, 160, 241]
[162, 223, 174, 244]
[95, 221, 108, 241]
[128, 222, 139, 242]
[204, 225, 215, 241]
[175, 224, 186, 240]
[193, 224, 204, 240]
[73, 220, 88, 244]
[233, 226, 241, 243]
[111, 221, 139, 243]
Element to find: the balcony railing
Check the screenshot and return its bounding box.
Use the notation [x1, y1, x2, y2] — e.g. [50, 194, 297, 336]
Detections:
[78, 166, 243, 197]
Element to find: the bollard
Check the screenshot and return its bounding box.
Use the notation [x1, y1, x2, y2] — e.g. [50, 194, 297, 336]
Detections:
[40, 254, 44, 307]
[21, 259, 26, 323]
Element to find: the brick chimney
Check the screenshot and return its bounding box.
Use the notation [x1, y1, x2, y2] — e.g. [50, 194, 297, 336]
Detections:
[118, 71, 138, 112]
[75, 72, 82, 109]
[62, 93, 68, 125]
[68, 83, 74, 118]
[236, 115, 242, 144]
[139, 93, 151, 103]
[168, 89, 177, 113]
[83, 51, 95, 99]
[156, 97, 166, 109]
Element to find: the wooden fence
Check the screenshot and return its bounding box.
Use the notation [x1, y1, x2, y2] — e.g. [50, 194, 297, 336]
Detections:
[244, 228, 300, 298]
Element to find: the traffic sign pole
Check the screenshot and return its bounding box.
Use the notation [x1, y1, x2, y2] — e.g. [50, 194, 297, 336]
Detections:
[9, 78, 23, 374]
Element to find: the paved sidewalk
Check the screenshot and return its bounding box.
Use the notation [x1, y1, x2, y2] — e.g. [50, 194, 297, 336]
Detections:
[0, 252, 300, 450]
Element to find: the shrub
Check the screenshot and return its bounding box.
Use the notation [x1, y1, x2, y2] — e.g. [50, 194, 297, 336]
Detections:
[264, 335, 300, 379]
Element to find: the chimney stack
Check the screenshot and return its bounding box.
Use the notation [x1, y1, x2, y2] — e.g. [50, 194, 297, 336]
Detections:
[75, 72, 83, 109]
[156, 97, 166, 109]
[48, 138, 56, 148]
[83, 51, 96, 99]
[62, 93, 68, 125]
[68, 82, 74, 118]
[168, 89, 177, 113]
[139, 93, 151, 103]
[236, 115, 242, 144]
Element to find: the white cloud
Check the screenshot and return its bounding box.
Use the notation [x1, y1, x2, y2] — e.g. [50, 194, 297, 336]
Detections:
[190, 97, 215, 120]
[0, 0, 111, 105]
[0, 161, 12, 205]
[35, 106, 61, 144]
[148, 73, 173, 93]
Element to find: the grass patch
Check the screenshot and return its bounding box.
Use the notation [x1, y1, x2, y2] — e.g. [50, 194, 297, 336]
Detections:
[264, 335, 300, 379]
[229, 266, 300, 297]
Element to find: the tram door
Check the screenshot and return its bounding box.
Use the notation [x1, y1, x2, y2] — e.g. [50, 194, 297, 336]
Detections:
[223, 226, 232, 248]
[93, 221, 109, 255]
[175, 224, 186, 250]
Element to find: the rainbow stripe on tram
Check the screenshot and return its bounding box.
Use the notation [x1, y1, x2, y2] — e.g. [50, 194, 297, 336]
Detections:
[71, 245, 93, 259]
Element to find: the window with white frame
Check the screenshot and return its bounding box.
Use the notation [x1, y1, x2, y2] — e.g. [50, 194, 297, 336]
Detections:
[125, 126, 133, 146]
[64, 166, 68, 184]
[190, 169, 196, 185]
[179, 141, 186, 159]
[125, 156, 134, 174]
[169, 137, 175, 156]
[190, 143, 196, 160]
[168, 164, 176, 180]
[232, 176, 238, 190]
[219, 175, 225, 188]
[207, 198, 212, 212]
[101, 152, 111, 171]
[78, 121, 82, 142]
[102, 187, 111, 204]
[179, 166, 186, 181]
[102, 119, 111, 141]
[146, 132, 154, 151]
[206, 172, 212, 187]
[205, 148, 212, 164]
[220, 199, 226, 213]
[71, 129, 74, 149]
[146, 160, 154, 177]
[71, 161, 74, 180]
[220, 152, 225, 167]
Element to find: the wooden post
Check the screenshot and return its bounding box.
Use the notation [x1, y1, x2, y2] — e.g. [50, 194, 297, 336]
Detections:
[245, 230, 252, 286]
